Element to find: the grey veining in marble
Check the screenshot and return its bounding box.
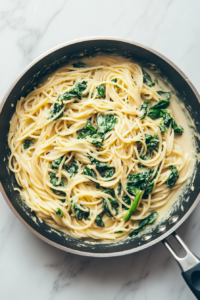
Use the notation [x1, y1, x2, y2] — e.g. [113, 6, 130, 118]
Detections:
[0, 0, 200, 299]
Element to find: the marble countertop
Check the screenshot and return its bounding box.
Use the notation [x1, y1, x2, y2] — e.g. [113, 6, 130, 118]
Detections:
[0, 0, 200, 299]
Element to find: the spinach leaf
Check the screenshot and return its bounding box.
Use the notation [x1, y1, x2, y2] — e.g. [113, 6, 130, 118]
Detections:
[51, 157, 63, 169]
[142, 69, 154, 87]
[83, 166, 97, 179]
[123, 189, 142, 221]
[50, 172, 64, 187]
[50, 172, 66, 196]
[140, 150, 152, 160]
[150, 100, 170, 110]
[55, 208, 63, 218]
[171, 119, 184, 135]
[102, 188, 115, 198]
[73, 61, 85, 68]
[115, 230, 123, 233]
[111, 78, 117, 83]
[97, 84, 105, 99]
[86, 119, 97, 132]
[161, 109, 172, 127]
[103, 198, 113, 217]
[92, 140, 103, 148]
[140, 101, 149, 120]
[157, 91, 171, 101]
[129, 211, 158, 237]
[143, 181, 154, 199]
[65, 162, 78, 178]
[73, 203, 90, 220]
[148, 100, 169, 120]
[122, 195, 131, 210]
[97, 114, 118, 134]
[48, 103, 64, 120]
[127, 169, 154, 191]
[167, 165, 179, 188]
[145, 134, 159, 151]
[117, 182, 122, 195]
[88, 155, 115, 179]
[95, 211, 105, 227]
[88, 155, 108, 168]
[58, 81, 87, 101]
[24, 139, 32, 150]
[99, 167, 115, 178]
[77, 118, 97, 139]
[148, 108, 163, 120]
[159, 122, 167, 133]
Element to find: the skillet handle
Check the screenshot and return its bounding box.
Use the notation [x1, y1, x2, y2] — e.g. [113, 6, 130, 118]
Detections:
[163, 232, 200, 299]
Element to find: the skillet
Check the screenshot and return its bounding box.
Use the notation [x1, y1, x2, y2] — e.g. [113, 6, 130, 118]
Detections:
[0, 37, 200, 298]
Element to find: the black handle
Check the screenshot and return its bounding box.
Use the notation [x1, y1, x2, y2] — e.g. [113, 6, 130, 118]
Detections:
[163, 232, 200, 299]
[182, 263, 200, 299]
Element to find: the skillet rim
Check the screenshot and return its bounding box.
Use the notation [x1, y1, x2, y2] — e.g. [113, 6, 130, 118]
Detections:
[0, 36, 200, 257]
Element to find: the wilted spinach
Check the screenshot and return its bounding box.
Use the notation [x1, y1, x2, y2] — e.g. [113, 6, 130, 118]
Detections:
[55, 208, 63, 218]
[57, 81, 87, 101]
[129, 211, 158, 237]
[73, 203, 90, 220]
[95, 211, 105, 227]
[97, 84, 105, 98]
[65, 162, 78, 178]
[140, 101, 149, 120]
[167, 165, 179, 188]
[23, 139, 32, 150]
[48, 103, 64, 120]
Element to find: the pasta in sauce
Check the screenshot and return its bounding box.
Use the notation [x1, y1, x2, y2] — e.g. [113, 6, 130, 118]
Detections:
[8, 56, 190, 240]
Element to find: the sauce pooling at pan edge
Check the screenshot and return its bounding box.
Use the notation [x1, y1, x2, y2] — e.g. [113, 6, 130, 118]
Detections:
[8, 56, 191, 241]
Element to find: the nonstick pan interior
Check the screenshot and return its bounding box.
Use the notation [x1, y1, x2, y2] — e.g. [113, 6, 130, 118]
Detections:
[0, 38, 200, 256]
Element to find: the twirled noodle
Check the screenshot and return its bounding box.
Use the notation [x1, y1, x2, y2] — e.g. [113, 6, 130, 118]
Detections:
[8, 56, 190, 240]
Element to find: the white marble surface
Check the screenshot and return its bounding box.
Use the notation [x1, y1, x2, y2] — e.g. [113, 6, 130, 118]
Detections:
[0, 0, 200, 299]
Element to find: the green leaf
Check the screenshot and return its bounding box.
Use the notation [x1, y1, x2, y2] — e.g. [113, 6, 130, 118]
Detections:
[97, 114, 118, 134]
[148, 108, 163, 120]
[72, 61, 85, 68]
[88, 155, 108, 169]
[129, 211, 158, 237]
[77, 119, 97, 139]
[115, 230, 123, 233]
[51, 157, 63, 169]
[65, 162, 78, 177]
[48, 103, 64, 120]
[140, 101, 149, 120]
[23, 139, 32, 150]
[99, 167, 115, 178]
[142, 69, 152, 86]
[145, 134, 159, 152]
[117, 182, 122, 195]
[171, 119, 184, 135]
[167, 165, 179, 188]
[95, 211, 105, 227]
[157, 91, 171, 101]
[103, 198, 112, 217]
[150, 100, 170, 110]
[143, 181, 154, 198]
[123, 189, 142, 221]
[102, 188, 115, 198]
[92, 140, 103, 148]
[162, 110, 172, 127]
[88, 155, 115, 179]
[111, 78, 117, 83]
[97, 84, 105, 99]
[50, 172, 66, 196]
[73, 203, 90, 220]
[55, 208, 63, 218]
[122, 195, 131, 210]
[58, 81, 87, 101]
[127, 169, 154, 191]
[140, 150, 152, 160]
[159, 122, 167, 133]
[83, 166, 97, 180]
